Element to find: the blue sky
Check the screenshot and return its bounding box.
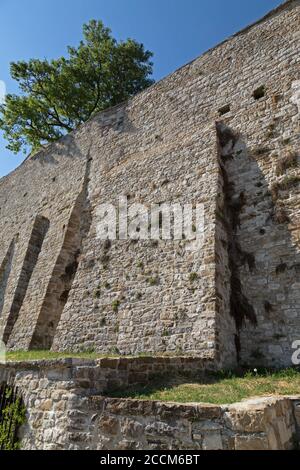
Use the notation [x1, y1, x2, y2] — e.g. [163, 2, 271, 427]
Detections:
[0, 0, 282, 177]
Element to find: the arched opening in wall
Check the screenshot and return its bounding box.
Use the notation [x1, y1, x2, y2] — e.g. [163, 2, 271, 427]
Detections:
[29, 197, 84, 350]
[2, 216, 49, 344]
[0, 382, 26, 450]
[0, 239, 16, 317]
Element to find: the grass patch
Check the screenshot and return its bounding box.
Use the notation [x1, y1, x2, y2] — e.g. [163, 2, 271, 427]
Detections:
[5, 350, 118, 362]
[5, 350, 188, 362]
[107, 368, 300, 405]
[4, 355, 300, 406]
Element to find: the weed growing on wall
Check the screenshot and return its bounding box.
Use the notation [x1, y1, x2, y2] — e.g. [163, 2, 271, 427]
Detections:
[0, 385, 26, 450]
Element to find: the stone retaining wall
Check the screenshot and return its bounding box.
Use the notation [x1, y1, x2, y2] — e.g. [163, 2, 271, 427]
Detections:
[0, 358, 213, 449]
[87, 395, 300, 451]
[0, 356, 214, 392]
[0, 359, 300, 450]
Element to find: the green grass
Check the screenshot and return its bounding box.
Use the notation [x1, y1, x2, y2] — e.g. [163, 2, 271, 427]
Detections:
[5, 350, 178, 362]
[108, 368, 300, 405]
[5, 350, 116, 362]
[4, 353, 300, 406]
[4, 350, 204, 362]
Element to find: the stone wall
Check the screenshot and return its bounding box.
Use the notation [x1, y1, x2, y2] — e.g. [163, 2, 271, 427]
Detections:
[0, 357, 215, 449]
[0, 136, 88, 350]
[53, 0, 300, 367]
[0, 358, 213, 449]
[52, 123, 226, 361]
[1, 360, 299, 450]
[88, 395, 299, 451]
[0, 0, 299, 367]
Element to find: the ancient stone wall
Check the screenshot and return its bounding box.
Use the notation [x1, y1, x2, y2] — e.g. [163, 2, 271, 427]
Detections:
[0, 358, 214, 449]
[88, 395, 299, 451]
[51, 0, 300, 366]
[0, 360, 299, 450]
[0, 0, 299, 367]
[0, 135, 88, 350]
[52, 122, 228, 361]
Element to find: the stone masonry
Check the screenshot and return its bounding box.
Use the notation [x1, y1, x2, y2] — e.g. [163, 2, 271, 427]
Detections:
[0, 0, 299, 369]
[0, 359, 299, 450]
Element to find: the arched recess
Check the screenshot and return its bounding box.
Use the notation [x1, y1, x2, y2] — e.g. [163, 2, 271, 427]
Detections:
[29, 198, 83, 350]
[2, 216, 49, 344]
[29, 153, 92, 351]
[0, 238, 16, 317]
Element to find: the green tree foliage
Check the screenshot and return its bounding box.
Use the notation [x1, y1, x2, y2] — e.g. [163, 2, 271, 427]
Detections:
[0, 20, 154, 154]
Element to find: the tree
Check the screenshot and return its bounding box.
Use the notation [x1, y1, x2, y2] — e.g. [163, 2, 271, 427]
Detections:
[0, 20, 154, 154]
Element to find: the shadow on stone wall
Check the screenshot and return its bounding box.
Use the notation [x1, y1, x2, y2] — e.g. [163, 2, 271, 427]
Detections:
[2, 104, 137, 351]
[217, 122, 300, 366]
[0, 239, 16, 319]
[3, 217, 49, 344]
[3, 130, 91, 349]
[29, 145, 93, 350]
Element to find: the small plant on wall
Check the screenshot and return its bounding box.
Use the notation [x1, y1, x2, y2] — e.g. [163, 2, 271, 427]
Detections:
[0, 383, 26, 450]
[112, 299, 120, 312]
[189, 272, 198, 282]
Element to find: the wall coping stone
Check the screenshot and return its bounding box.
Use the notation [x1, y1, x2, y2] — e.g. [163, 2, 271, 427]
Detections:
[0, 356, 215, 371]
[89, 394, 300, 412]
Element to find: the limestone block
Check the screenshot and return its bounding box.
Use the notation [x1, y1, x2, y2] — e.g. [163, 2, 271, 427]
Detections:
[98, 415, 119, 435]
[234, 435, 269, 451]
[120, 417, 144, 438]
[202, 432, 223, 450]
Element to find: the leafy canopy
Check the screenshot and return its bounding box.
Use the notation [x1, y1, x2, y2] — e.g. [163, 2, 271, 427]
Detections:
[0, 20, 154, 154]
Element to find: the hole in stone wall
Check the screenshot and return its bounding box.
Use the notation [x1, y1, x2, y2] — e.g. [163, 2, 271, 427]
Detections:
[2, 216, 49, 344]
[218, 104, 231, 116]
[275, 262, 288, 275]
[253, 86, 266, 100]
[264, 301, 274, 313]
[159, 212, 163, 229]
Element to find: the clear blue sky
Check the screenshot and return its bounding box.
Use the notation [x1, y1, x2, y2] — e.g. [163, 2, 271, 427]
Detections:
[0, 0, 282, 177]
